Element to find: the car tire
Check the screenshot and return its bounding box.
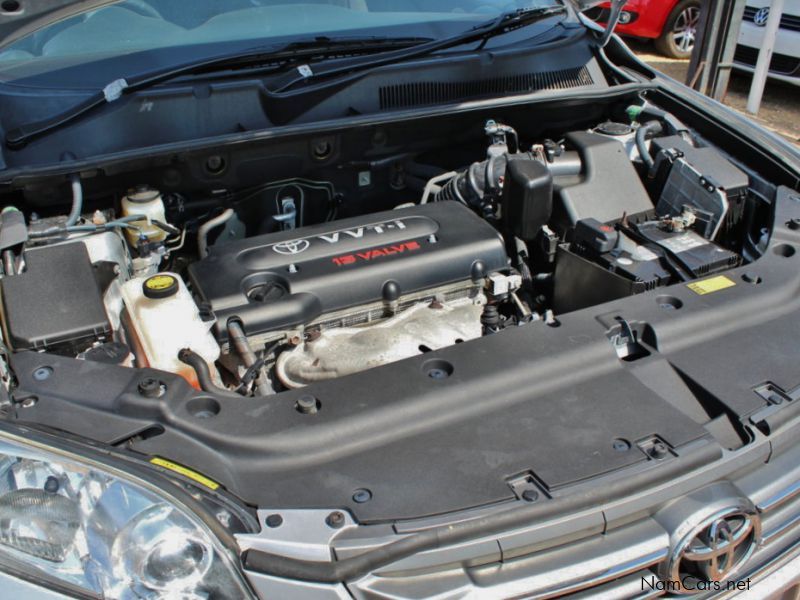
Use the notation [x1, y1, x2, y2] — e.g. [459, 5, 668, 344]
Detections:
[655, 0, 701, 59]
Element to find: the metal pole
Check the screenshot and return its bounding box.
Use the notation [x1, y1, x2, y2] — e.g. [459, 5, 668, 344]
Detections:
[747, 0, 784, 115]
[711, 0, 747, 101]
[686, 0, 716, 91]
[698, 0, 726, 94]
[687, 0, 747, 99]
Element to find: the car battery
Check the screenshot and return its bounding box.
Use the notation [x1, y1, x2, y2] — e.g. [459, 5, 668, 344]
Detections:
[555, 218, 740, 313]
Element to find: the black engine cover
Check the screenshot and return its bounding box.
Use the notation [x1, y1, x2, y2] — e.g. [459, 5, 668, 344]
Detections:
[189, 201, 508, 340]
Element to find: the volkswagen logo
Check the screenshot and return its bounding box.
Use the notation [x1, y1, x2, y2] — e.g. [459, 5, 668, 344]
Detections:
[754, 7, 770, 27]
[272, 239, 310, 255]
[665, 506, 760, 593]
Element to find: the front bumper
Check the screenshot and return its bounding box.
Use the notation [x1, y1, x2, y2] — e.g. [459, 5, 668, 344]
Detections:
[4, 525, 799, 600]
[734, 20, 800, 86]
[732, 59, 800, 87]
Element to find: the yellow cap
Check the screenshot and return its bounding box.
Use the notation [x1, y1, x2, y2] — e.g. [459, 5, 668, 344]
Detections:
[143, 274, 178, 299]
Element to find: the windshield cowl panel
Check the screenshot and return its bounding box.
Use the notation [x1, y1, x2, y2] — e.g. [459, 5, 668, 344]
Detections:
[0, 24, 597, 173]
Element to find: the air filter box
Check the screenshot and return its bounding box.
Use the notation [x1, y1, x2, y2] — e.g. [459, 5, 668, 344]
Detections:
[0, 242, 110, 352]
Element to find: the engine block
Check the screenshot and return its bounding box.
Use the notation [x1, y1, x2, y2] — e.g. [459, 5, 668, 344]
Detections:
[189, 201, 508, 341]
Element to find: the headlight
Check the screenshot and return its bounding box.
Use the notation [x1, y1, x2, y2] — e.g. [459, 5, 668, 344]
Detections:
[0, 430, 254, 599]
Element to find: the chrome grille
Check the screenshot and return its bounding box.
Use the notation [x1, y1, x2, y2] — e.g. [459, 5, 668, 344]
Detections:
[743, 6, 800, 32]
[734, 44, 800, 75]
[340, 446, 800, 599]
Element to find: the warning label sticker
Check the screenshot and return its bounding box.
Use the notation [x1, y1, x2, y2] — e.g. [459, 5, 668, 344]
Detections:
[150, 457, 220, 490]
[687, 275, 736, 295]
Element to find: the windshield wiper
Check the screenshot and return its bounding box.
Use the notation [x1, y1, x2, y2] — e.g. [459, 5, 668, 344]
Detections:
[5, 5, 566, 149]
[268, 4, 568, 94]
[3, 35, 431, 149]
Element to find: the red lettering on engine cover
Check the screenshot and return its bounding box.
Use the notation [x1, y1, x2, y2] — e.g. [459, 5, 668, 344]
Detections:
[332, 240, 420, 266]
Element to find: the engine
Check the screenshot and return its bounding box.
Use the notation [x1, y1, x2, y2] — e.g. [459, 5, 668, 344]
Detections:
[189, 202, 508, 339]
[0, 101, 766, 398]
[188, 201, 514, 387]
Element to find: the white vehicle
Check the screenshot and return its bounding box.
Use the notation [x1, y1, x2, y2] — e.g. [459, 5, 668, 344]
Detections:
[735, 0, 800, 85]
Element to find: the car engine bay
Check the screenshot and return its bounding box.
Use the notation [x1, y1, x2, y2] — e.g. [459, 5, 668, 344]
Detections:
[2, 2, 800, 595]
[0, 99, 772, 399]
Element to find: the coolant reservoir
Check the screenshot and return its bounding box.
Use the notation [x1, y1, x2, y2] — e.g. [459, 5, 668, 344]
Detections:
[120, 186, 168, 247]
[121, 273, 219, 389]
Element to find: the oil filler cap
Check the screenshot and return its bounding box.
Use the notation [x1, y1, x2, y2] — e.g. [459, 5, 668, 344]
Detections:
[143, 274, 178, 299]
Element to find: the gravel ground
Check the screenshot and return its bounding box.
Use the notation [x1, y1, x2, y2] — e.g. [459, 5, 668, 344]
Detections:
[627, 39, 800, 147]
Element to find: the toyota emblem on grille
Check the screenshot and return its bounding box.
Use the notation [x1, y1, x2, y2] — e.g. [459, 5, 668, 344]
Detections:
[665, 506, 760, 593]
[754, 7, 770, 26]
[272, 239, 310, 255]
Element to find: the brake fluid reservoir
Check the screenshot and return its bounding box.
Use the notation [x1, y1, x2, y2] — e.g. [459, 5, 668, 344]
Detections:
[120, 186, 168, 247]
[121, 273, 219, 389]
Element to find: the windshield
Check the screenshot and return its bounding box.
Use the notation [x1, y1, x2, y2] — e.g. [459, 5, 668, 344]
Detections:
[0, 0, 564, 84]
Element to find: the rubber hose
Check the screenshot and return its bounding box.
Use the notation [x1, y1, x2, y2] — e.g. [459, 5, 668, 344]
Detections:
[28, 215, 147, 239]
[65, 174, 83, 227]
[198, 208, 234, 258]
[178, 348, 242, 399]
[635, 121, 663, 171]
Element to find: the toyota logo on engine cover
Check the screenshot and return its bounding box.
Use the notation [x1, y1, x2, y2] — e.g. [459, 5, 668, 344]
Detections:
[272, 239, 310, 255]
[666, 506, 760, 593]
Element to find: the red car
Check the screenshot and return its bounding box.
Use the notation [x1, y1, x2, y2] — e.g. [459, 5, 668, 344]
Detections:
[586, 0, 702, 58]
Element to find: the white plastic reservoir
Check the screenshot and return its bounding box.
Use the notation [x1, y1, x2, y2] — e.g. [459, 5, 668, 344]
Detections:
[120, 186, 168, 247]
[121, 273, 219, 388]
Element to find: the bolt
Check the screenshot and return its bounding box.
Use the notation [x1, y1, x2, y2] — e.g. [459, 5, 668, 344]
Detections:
[428, 368, 448, 379]
[325, 511, 345, 529]
[352, 489, 372, 504]
[265, 514, 283, 528]
[521, 489, 539, 502]
[612, 438, 631, 452]
[649, 441, 669, 459]
[296, 395, 319, 415]
[138, 378, 165, 399]
[205, 155, 225, 173]
[372, 130, 388, 146]
[312, 140, 332, 159]
[32, 367, 52, 381]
